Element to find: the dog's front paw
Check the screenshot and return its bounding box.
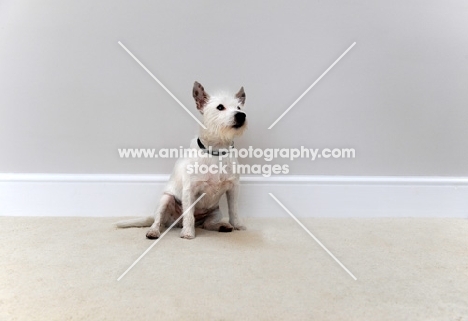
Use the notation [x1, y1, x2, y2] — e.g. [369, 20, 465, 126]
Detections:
[180, 227, 195, 239]
[230, 220, 246, 230]
[146, 228, 161, 239]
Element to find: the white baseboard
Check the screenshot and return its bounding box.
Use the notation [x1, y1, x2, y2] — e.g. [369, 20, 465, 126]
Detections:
[1, 174, 467, 218]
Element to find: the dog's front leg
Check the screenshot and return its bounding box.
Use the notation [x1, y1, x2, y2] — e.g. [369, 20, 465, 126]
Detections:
[180, 183, 197, 239]
[226, 183, 246, 230]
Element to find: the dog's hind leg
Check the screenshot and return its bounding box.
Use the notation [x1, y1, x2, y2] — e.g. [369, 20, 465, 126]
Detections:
[146, 194, 172, 239]
[202, 208, 233, 233]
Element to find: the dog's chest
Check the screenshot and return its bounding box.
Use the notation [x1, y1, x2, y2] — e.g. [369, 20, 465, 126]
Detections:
[191, 175, 234, 209]
[197, 177, 234, 197]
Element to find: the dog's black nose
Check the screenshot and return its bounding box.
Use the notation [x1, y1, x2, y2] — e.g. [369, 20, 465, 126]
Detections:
[234, 112, 246, 127]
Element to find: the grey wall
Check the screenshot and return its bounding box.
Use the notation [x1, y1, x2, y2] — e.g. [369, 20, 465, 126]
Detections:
[1, 0, 467, 176]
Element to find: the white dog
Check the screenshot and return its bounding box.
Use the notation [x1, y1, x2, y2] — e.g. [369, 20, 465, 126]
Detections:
[116, 82, 247, 239]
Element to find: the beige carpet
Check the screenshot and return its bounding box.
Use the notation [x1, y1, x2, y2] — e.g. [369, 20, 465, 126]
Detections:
[1, 217, 468, 321]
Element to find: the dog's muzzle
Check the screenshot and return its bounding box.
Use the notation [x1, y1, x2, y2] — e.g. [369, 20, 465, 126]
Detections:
[233, 112, 246, 128]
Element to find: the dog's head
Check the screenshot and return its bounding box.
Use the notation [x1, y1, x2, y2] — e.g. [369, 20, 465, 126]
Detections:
[193, 81, 247, 141]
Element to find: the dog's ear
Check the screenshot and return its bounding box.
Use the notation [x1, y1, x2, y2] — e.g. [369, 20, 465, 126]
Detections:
[235, 86, 246, 105]
[193, 81, 209, 113]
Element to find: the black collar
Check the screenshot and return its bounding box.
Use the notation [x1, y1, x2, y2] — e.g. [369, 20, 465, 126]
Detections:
[197, 138, 233, 156]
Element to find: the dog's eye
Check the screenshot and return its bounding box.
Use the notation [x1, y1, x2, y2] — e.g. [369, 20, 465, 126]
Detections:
[217, 104, 225, 111]
[237, 106, 241, 110]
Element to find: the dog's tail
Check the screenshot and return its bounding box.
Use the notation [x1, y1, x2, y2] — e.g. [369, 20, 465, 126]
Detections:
[115, 216, 154, 228]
